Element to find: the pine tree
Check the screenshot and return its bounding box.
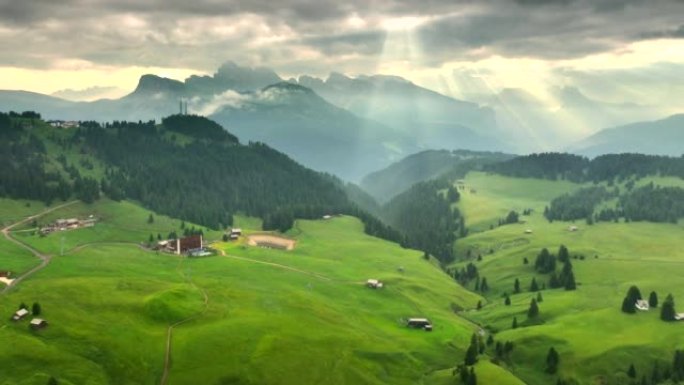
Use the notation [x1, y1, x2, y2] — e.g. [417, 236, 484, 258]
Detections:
[649, 291, 659, 308]
[512, 317, 518, 329]
[514, 278, 521, 293]
[148, 234, 154, 244]
[661, 294, 676, 321]
[628, 363, 637, 379]
[546, 347, 560, 374]
[147, 213, 154, 224]
[504, 293, 511, 306]
[32, 302, 41, 316]
[530, 278, 539, 292]
[528, 298, 539, 319]
[476, 301, 482, 310]
[564, 271, 576, 291]
[481, 277, 489, 292]
[622, 285, 642, 314]
[523, 257, 529, 265]
[652, 361, 661, 384]
[467, 367, 477, 385]
[558, 245, 570, 263]
[537, 292, 543, 303]
[486, 334, 494, 346]
[464, 340, 479, 365]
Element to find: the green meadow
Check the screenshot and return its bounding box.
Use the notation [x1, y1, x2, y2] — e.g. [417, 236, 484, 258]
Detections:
[0, 199, 517, 385]
[452, 172, 684, 384]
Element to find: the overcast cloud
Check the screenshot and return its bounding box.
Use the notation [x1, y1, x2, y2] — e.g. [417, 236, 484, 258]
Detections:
[0, 0, 682, 71]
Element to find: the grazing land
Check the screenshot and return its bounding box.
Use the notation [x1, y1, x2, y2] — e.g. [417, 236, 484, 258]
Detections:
[452, 172, 684, 384]
[0, 198, 521, 385]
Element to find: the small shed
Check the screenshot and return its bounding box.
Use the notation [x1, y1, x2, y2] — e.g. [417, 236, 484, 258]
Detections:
[29, 318, 48, 330]
[675, 313, 684, 321]
[635, 299, 650, 311]
[366, 279, 384, 289]
[524, 229, 533, 234]
[12, 308, 29, 321]
[407, 318, 432, 331]
[230, 228, 242, 236]
[568, 225, 578, 232]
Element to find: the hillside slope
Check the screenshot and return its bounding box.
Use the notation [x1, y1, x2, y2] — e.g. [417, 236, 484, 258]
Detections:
[0, 198, 507, 385]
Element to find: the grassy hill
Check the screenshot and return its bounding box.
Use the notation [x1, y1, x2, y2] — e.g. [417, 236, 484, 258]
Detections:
[0, 198, 529, 385]
[451, 172, 684, 384]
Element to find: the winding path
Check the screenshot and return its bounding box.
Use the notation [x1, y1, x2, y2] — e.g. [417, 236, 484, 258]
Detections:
[1, 201, 78, 294]
[159, 259, 210, 385]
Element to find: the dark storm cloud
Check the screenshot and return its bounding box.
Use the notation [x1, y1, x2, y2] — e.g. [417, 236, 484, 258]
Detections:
[0, 0, 683, 71]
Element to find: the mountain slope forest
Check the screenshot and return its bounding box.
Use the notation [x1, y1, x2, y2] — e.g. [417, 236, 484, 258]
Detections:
[0, 111, 399, 242]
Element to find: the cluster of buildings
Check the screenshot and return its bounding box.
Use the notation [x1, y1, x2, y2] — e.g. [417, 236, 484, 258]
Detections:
[40, 216, 97, 235]
[11, 308, 48, 330]
[47, 120, 80, 129]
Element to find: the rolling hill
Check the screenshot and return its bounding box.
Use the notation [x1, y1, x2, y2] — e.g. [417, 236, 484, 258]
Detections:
[360, 149, 514, 203]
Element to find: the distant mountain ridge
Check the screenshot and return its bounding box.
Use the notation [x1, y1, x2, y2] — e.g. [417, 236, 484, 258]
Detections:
[0, 61, 509, 181]
[570, 114, 684, 157]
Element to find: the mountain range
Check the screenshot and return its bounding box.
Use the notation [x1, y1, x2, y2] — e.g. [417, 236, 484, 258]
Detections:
[0, 61, 681, 180]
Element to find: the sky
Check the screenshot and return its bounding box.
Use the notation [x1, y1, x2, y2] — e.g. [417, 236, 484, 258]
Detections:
[0, 0, 683, 107]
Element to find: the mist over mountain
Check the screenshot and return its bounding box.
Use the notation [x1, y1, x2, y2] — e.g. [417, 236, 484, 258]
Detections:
[464, 86, 673, 152]
[297, 73, 504, 152]
[570, 114, 684, 157]
[51, 86, 125, 101]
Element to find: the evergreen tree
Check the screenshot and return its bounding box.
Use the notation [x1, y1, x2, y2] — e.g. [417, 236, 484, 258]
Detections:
[19, 302, 27, 310]
[563, 271, 576, 291]
[486, 334, 494, 346]
[504, 293, 511, 306]
[558, 245, 570, 263]
[673, 350, 684, 381]
[32, 302, 41, 316]
[649, 291, 659, 308]
[512, 317, 518, 329]
[47, 377, 58, 385]
[537, 292, 543, 303]
[147, 213, 154, 224]
[546, 347, 560, 374]
[480, 277, 489, 292]
[652, 361, 661, 384]
[661, 294, 676, 321]
[628, 363, 637, 379]
[476, 301, 482, 310]
[523, 257, 529, 265]
[464, 340, 479, 366]
[528, 298, 539, 319]
[514, 278, 521, 293]
[467, 367, 477, 385]
[622, 285, 642, 314]
[530, 278, 539, 292]
[148, 234, 154, 244]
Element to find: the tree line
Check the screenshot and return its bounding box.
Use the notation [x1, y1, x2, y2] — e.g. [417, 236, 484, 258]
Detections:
[486, 152, 684, 182]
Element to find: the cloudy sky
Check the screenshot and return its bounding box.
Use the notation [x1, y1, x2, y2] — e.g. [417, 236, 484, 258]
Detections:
[1, 0, 683, 107]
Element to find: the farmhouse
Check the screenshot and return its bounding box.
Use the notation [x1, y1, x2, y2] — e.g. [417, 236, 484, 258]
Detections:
[12, 308, 29, 321]
[174, 235, 203, 255]
[635, 299, 650, 311]
[407, 318, 433, 331]
[231, 228, 242, 236]
[366, 279, 384, 289]
[29, 318, 48, 330]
